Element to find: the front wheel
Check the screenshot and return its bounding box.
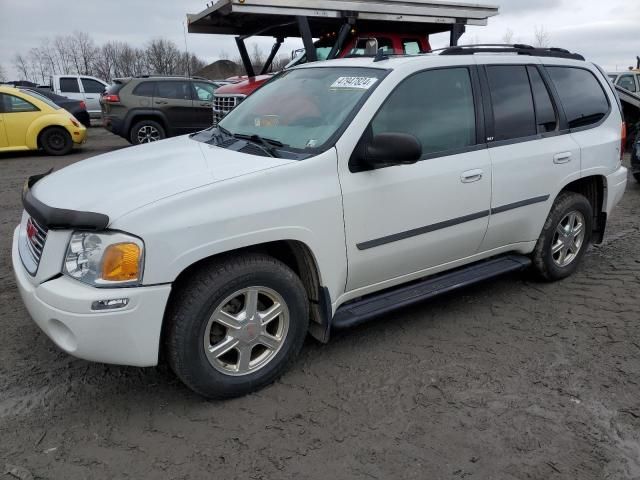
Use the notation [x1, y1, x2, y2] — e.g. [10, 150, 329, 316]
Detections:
[634, 173, 640, 183]
[532, 192, 593, 281]
[165, 254, 309, 399]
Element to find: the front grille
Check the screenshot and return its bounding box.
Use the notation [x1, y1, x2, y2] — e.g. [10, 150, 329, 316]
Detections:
[25, 216, 48, 268]
[213, 95, 245, 126]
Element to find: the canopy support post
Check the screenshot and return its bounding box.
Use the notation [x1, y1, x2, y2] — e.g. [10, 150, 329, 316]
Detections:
[297, 16, 317, 62]
[235, 37, 255, 78]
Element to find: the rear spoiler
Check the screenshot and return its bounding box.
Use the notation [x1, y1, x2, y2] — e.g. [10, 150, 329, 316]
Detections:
[22, 171, 109, 231]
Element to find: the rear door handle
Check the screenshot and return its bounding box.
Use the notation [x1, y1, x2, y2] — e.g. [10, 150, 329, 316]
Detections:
[461, 169, 484, 183]
[554, 152, 573, 164]
[200, 102, 212, 107]
[155, 100, 169, 105]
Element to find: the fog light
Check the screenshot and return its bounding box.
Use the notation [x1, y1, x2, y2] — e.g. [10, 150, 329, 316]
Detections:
[91, 298, 130, 311]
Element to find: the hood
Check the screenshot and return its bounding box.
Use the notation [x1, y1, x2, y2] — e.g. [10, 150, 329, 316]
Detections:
[216, 75, 273, 96]
[31, 135, 294, 224]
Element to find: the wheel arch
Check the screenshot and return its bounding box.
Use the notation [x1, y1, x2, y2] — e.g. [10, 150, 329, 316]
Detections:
[162, 240, 331, 350]
[125, 110, 168, 138]
[35, 124, 70, 150]
[558, 175, 607, 244]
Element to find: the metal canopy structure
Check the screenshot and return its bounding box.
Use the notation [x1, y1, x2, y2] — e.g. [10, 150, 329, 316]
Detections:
[187, 0, 499, 38]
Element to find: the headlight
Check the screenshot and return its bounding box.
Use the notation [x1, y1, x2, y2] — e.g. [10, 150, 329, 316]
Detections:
[64, 231, 144, 287]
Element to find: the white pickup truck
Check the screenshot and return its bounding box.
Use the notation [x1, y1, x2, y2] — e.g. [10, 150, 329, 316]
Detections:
[13, 46, 627, 399]
[49, 75, 109, 121]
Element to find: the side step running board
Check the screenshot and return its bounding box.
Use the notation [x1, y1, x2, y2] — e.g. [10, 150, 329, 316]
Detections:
[332, 255, 531, 330]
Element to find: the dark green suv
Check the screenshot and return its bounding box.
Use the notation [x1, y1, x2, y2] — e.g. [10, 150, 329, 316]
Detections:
[100, 76, 224, 144]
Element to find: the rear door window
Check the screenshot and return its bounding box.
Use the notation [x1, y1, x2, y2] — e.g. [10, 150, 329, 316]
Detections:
[546, 67, 610, 129]
[154, 81, 193, 100]
[486, 65, 536, 141]
[81, 78, 106, 94]
[527, 66, 558, 133]
[132, 82, 156, 97]
[59, 77, 80, 93]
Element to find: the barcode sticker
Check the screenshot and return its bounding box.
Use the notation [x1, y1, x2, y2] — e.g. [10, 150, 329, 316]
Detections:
[330, 77, 378, 90]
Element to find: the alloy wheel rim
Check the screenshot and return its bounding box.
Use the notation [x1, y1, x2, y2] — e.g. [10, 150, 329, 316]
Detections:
[203, 287, 289, 376]
[551, 210, 585, 268]
[137, 126, 160, 143]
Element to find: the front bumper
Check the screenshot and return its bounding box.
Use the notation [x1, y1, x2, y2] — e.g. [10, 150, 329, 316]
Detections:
[66, 124, 87, 145]
[12, 227, 171, 367]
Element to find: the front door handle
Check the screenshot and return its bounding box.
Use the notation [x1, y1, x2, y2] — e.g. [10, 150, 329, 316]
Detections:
[461, 169, 484, 183]
[200, 102, 212, 107]
[155, 100, 169, 105]
[554, 152, 573, 164]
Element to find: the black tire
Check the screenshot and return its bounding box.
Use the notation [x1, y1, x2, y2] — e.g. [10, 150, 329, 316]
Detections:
[129, 119, 166, 145]
[40, 127, 73, 156]
[634, 173, 640, 184]
[532, 192, 593, 281]
[165, 254, 309, 399]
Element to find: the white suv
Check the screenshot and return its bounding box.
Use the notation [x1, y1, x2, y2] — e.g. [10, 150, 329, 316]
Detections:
[12, 46, 628, 399]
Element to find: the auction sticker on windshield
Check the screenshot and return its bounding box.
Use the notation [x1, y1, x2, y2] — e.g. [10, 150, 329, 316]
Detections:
[330, 77, 378, 90]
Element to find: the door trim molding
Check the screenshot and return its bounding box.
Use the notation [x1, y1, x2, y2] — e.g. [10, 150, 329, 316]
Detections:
[356, 194, 550, 251]
[490, 195, 550, 215]
[357, 210, 490, 251]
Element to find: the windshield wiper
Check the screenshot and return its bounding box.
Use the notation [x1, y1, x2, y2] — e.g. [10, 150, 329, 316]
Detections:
[218, 125, 233, 137]
[233, 133, 284, 158]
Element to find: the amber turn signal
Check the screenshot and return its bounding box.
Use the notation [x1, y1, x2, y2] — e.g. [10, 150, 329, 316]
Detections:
[101, 243, 141, 282]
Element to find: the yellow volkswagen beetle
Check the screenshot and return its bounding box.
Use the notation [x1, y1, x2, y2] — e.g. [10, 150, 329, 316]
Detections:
[0, 86, 86, 156]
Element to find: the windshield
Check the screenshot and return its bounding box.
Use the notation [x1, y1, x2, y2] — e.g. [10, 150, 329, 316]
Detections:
[218, 67, 386, 151]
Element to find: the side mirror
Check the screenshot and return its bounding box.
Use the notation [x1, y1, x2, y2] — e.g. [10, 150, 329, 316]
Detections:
[359, 133, 422, 169]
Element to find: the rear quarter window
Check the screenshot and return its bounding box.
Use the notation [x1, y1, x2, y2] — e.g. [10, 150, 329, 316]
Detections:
[132, 82, 156, 97]
[546, 67, 610, 129]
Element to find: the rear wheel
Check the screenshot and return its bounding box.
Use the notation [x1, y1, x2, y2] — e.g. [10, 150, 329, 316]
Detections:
[532, 192, 593, 281]
[40, 127, 73, 156]
[130, 120, 165, 145]
[165, 254, 309, 399]
[634, 173, 640, 183]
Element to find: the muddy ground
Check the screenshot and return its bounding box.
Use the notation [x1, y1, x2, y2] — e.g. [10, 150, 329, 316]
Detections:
[1, 129, 639, 479]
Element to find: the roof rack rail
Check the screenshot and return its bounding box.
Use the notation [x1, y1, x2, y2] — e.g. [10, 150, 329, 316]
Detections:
[434, 44, 585, 61]
[134, 74, 212, 81]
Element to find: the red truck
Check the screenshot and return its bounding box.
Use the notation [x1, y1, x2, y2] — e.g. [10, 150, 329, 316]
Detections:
[187, 0, 499, 124]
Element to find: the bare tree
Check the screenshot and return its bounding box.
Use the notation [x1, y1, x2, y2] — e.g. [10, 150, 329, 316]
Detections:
[0, 64, 6, 82]
[73, 31, 97, 75]
[178, 52, 206, 77]
[13, 54, 30, 81]
[533, 25, 551, 48]
[53, 36, 74, 73]
[502, 29, 514, 45]
[29, 47, 50, 84]
[146, 38, 181, 75]
[11, 32, 208, 82]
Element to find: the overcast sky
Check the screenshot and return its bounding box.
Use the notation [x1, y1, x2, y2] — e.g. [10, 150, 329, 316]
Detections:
[0, 0, 638, 80]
